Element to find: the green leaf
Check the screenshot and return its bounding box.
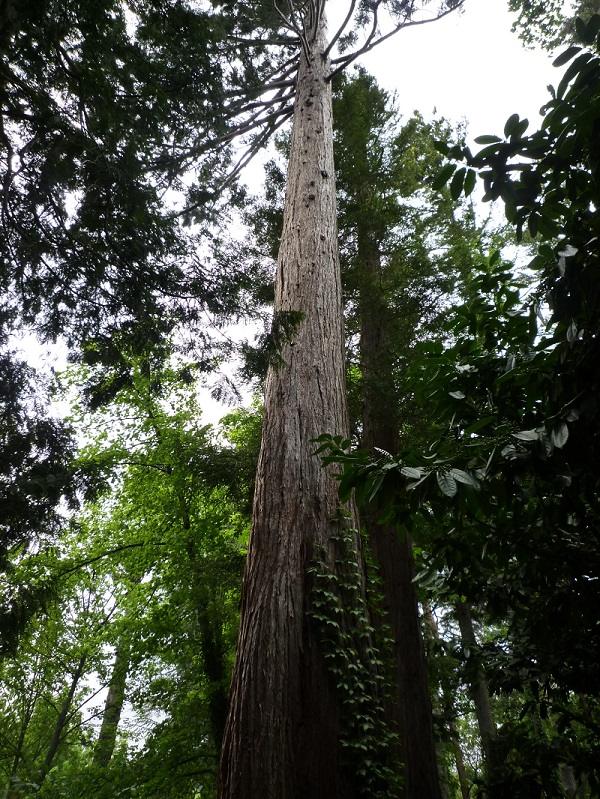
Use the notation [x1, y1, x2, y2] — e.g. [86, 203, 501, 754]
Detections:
[437, 472, 457, 497]
[414, 569, 440, 587]
[528, 212, 539, 237]
[366, 473, 385, 503]
[400, 466, 423, 480]
[587, 15, 600, 43]
[464, 416, 495, 435]
[464, 169, 477, 197]
[512, 429, 539, 441]
[474, 134, 503, 144]
[512, 118, 529, 138]
[504, 113, 521, 138]
[552, 45, 582, 67]
[449, 469, 481, 490]
[489, 249, 501, 267]
[450, 167, 466, 200]
[449, 390, 465, 399]
[551, 422, 569, 449]
[432, 163, 457, 190]
[557, 52, 594, 99]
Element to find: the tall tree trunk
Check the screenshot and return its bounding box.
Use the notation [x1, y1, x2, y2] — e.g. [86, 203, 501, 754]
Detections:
[454, 601, 501, 789]
[37, 653, 87, 788]
[359, 243, 442, 799]
[93, 641, 130, 768]
[558, 764, 578, 799]
[219, 13, 360, 799]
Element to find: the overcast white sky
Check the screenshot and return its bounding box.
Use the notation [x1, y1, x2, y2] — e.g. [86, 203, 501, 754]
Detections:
[351, 0, 558, 143]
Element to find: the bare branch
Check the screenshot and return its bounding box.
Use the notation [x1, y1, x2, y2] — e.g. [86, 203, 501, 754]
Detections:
[328, 1, 465, 79]
[324, 0, 357, 58]
[220, 108, 294, 192]
[150, 86, 294, 178]
[227, 34, 300, 47]
[224, 82, 296, 119]
[218, 92, 295, 144]
[57, 543, 155, 578]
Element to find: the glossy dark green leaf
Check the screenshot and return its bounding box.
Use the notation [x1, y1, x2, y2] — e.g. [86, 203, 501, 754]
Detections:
[583, 14, 600, 43]
[528, 212, 539, 237]
[449, 469, 480, 490]
[432, 163, 457, 190]
[400, 466, 424, 480]
[566, 321, 578, 342]
[464, 169, 477, 197]
[437, 472, 457, 497]
[557, 52, 594, 99]
[512, 429, 539, 441]
[552, 45, 582, 67]
[512, 118, 529, 138]
[464, 416, 495, 435]
[504, 113, 521, 138]
[551, 422, 569, 449]
[450, 167, 466, 200]
[474, 134, 503, 144]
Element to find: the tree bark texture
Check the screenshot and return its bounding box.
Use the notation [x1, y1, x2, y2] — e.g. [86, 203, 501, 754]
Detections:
[360, 236, 442, 799]
[5, 690, 37, 799]
[219, 15, 359, 799]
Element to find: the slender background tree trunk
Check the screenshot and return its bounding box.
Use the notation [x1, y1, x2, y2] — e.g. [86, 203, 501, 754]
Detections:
[219, 14, 360, 799]
[454, 601, 501, 790]
[93, 642, 130, 768]
[359, 241, 442, 799]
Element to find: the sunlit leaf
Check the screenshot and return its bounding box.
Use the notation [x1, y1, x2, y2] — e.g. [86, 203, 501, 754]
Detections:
[437, 472, 457, 497]
[551, 422, 569, 449]
[512, 429, 539, 441]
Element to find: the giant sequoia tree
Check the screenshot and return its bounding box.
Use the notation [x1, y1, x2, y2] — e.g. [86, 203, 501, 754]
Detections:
[219, 3, 462, 799]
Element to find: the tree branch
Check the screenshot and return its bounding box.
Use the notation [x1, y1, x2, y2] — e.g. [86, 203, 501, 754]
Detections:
[328, 1, 465, 79]
[324, 0, 357, 58]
